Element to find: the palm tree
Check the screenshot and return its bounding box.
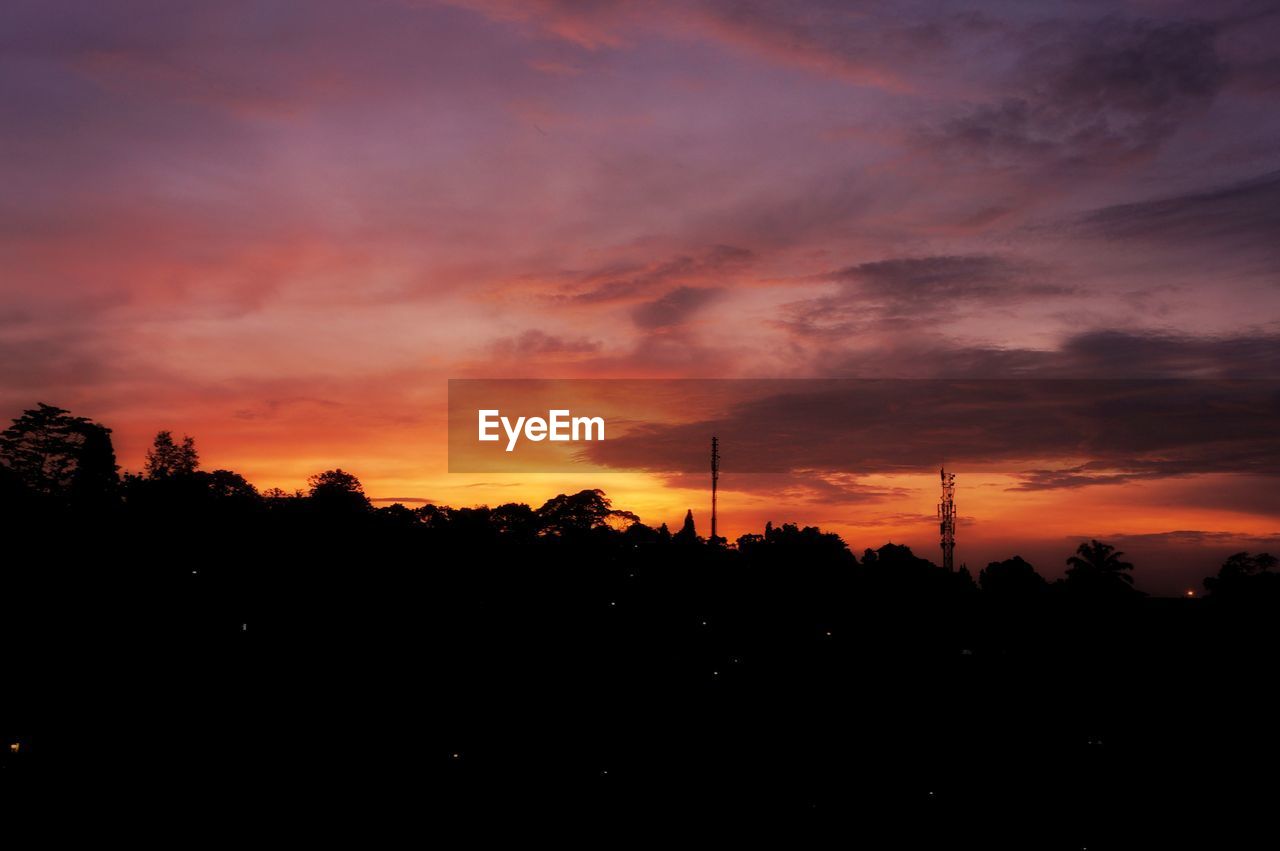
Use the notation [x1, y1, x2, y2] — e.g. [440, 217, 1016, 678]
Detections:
[1065, 539, 1135, 589]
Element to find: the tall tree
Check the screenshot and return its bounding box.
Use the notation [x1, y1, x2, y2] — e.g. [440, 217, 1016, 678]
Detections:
[674, 509, 699, 545]
[536, 489, 635, 536]
[0, 403, 118, 504]
[307, 468, 371, 514]
[1203, 552, 1279, 599]
[1065, 539, 1136, 594]
[979, 556, 1047, 598]
[68, 419, 120, 507]
[145, 430, 199, 478]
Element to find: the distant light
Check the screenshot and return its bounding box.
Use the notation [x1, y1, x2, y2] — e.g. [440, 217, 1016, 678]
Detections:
[825, 631, 832, 637]
[8, 742, 18, 753]
[451, 753, 460, 759]
[1185, 589, 1196, 597]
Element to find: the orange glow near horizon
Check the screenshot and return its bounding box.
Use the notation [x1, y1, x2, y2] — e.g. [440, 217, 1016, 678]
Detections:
[53, 406, 1274, 595]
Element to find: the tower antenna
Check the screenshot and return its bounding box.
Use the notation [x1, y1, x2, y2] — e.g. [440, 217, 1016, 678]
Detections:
[939, 467, 956, 571]
[711, 435, 720, 541]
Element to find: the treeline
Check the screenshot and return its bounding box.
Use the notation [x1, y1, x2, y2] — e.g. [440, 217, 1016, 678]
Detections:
[1, 402, 1275, 601]
[5, 404, 1280, 828]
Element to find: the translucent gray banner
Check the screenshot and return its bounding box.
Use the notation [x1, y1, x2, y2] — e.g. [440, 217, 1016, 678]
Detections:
[447, 378, 1280, 478]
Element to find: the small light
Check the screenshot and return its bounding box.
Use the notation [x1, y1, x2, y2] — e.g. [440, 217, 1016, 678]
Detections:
[451, 752, 460, 759]
[8, 742, 18, 753]
[1185, 589, 1196, 597]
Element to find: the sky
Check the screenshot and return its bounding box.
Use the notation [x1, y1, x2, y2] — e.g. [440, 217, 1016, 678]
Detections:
[3, 0, 1279, 592]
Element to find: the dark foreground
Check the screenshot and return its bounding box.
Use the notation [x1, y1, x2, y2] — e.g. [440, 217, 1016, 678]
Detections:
[4, 523, 1278, 845]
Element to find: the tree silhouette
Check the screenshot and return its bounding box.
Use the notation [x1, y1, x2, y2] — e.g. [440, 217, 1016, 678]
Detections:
[5, 394, 1276, 829]
[737, 521, 852, 565]
[535, 488, 636, 536]
[145, 431, 199, 478]
[0, 403, 118, 506]
[674, 508, 699, 545]
[307, 468, 371, 514]
[979, 556, 1047, 598]
[202, 469, 259, 502]
[1204, 552, 1279, 599]
[1065, 539, 1137, 596]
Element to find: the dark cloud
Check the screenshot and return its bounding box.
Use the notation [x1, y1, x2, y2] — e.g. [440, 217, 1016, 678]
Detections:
[1009, 465, 1153, 491]
[631, 286, 724, 329]
[0, 332, 110, 396]
[557, 245, 753, 306]
[490, 329, 601, 358]
[848, 256, 1022, 299]
[848, 511, 941, 528]
[1149, 474, 1280, 517]
[690, 0, 999, 89]
[231, 397, 343, 421]
[781, 254, 1072, 337]
[574, 371, 1280, 495]
[1108, 529, 1280, 547]
[932, 17, 1228, 169]
[1006, 445, 1280, 491]
[450, 0, 996, 89]
[656, 469, 910, 505]
[504, 330, 738, 378]
[805, 330, 1280, 380]
[1053, 330, 1280, 378]
[1078, 170, 1280, 269]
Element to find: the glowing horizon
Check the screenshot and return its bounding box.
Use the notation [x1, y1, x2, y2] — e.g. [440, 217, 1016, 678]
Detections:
[4, 1, 1279, 593]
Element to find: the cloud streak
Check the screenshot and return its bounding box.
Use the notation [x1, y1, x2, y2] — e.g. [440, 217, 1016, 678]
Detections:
[781, 255, 1073, 336]
[578, 375, 1280, 491]
[927, 16, 1228, 170]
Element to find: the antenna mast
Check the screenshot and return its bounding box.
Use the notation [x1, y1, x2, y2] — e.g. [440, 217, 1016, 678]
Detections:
[938, 467, 956, 571]
[711, 435, 720, 541]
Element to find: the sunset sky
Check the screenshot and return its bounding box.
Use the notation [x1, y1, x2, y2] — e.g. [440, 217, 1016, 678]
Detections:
[4, 1, 1279, 592]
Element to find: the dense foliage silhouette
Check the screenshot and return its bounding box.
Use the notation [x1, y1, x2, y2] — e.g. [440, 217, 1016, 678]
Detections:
[2, 403, 1276, 843]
